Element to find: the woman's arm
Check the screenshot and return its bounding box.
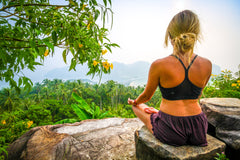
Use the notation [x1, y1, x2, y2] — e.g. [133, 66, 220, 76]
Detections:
[128, 60, 161, 105]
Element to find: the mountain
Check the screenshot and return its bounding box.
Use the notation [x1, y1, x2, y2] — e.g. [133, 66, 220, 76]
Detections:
[101, 61, 150, 86]
[44, 61, 150, 86]
[0, 61, 221, 88]
[212, 64, 221, 75]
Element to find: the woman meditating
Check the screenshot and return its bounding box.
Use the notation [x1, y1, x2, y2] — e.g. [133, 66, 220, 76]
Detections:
[128, 10, 212, 146]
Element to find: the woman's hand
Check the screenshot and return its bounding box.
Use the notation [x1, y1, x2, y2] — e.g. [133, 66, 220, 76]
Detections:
[128, 98, 135, 105]
[144, 107, 158, 114]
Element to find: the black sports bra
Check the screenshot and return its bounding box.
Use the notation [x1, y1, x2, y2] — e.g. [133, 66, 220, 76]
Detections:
[159, 55, 202, 100]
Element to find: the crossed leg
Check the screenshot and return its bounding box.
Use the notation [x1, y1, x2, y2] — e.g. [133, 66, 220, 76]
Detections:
[132, 103, 159, 134]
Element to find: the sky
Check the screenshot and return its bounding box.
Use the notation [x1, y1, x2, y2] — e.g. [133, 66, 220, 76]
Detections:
[43, 0, 240, 73]
[1, 0, 240, 88]
[100, 0, 240, 72]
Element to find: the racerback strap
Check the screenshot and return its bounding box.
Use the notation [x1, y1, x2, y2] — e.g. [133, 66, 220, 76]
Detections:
[171, 54, 198, 71]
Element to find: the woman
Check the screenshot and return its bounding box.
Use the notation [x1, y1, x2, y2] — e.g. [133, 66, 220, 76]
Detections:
[128, 10, 212, 147]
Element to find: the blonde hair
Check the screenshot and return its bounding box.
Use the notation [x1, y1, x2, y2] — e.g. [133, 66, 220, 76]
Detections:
[164, 10, 200, 62]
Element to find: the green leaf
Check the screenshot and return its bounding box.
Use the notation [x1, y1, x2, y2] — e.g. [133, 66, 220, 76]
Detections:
[103, 0, 107, 6]
[108, 0, 112, 6]
[43, 41, 54, 52]
[62, 49, 67, 64]
[18, 77, 23, 87]
[71, 104, 91, 120]
[105, 45, 112, 53]
[69, 59, 76, 71]
[32, 62, 42, 66]
[69, 48, 75, 56]
[94, 10, 100, 21]
[72, 92, 82, 102]
[52, 30, 57, 45]
[110, 43, 120, 48]
[92, 0, 98, 6]
[99, 111, 109, 119]
[29, 39, 36, 48]
[94, 105, 100, 117]
[72, 92, 93, 115]
[10, 18, 18, 21]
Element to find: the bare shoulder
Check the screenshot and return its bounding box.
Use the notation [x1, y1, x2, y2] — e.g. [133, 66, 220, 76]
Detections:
[195, 55, 212, 75]
[151, 56, 173, 68]
[196, 55, 212, 68]
[197, 55, 212, 63]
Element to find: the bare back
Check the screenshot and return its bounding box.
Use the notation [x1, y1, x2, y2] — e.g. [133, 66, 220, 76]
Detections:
[157, 54, 212, 116]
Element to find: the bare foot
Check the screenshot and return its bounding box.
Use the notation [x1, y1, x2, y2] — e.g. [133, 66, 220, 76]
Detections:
[144, 107, 158, 114]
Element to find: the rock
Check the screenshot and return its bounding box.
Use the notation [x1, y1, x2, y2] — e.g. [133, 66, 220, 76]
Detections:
[135, 126, 226, 160]
[200, 98, 240, 160]
[7, 118, 143, 160]
[200, 98, 240, 130]
[216, 130, 240, 150]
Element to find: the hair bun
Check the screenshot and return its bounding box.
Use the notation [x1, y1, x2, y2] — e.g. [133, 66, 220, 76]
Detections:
[173, 33, 197, 53]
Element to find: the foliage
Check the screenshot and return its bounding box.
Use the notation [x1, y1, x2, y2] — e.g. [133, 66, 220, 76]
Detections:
[54, 118, 78, 124]
[0, 0, 119, 92]
[0, 109, 35, 159]
[202, 69, 240, 98]
[106, 104, 136, 118]
[25, 105, 52, 125]
[0, 110, 35, 142]
[215, 152, 229, 160]
[55, 92, 109, 123]
[0, 88, 19, 111]
[0, 65, 239, 158]
[0, 136, 7, 160]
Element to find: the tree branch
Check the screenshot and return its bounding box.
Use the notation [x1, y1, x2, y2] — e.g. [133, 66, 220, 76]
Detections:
[1, 39, 67, 49]
[2, 45, 47, 49]
[2, 10, 51, 26]
[1, 37, 30, 42]
[0, 3, 70, 12]
[0, 11, 18, 18]
[3, 10, 29, 22]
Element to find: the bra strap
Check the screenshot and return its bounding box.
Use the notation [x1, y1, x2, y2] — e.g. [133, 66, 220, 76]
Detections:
[171, 54, 198, 71]
[171, 54, 187, 70]
[187, 55, 198, 70]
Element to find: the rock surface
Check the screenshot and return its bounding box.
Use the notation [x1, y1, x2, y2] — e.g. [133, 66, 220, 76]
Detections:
[7, 118, 143, 160]
[135, 126, 226, 160]
[200, 98, 240, 160]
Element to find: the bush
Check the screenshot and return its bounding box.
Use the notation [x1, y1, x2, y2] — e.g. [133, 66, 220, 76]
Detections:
[26, 105, 52, 126]
[106, 104, 136, 118]
[0, 110, 36, 159]
[203, 70, 240, 98]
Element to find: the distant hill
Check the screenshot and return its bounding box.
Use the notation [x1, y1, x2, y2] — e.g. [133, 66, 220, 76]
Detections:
[0, 61, 221, 88]
[101, 61, 150, 86]
[44, 61, 150, 86]
[212, 63, 221, 75]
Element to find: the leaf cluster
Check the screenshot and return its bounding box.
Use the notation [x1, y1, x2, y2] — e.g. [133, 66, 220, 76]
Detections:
[202, 69, 240, 98]
[215, 152, 229, 160]
[0, 0, 119, 93]
[55, 92, 109, 124]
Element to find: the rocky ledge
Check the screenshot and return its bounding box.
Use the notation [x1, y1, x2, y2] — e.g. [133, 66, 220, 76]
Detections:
[135, 126, 226, 160]
[200, 98, 240, 160]
[7, 118, 143, 160]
